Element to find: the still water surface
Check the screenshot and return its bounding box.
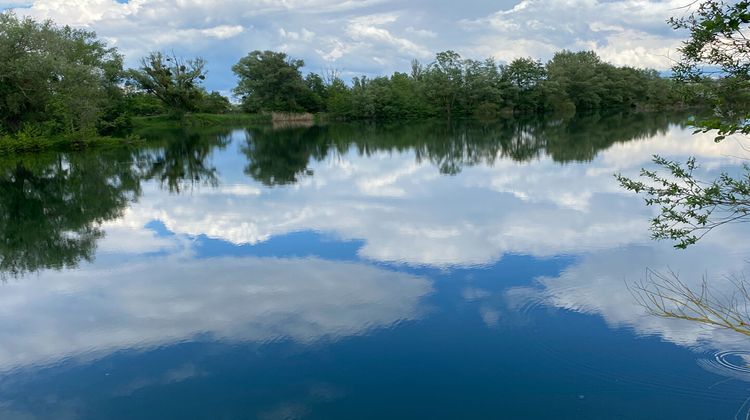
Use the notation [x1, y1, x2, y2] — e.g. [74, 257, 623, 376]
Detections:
[1, 113, 750, 419]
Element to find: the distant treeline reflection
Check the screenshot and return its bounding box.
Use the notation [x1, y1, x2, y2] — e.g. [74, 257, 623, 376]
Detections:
[243, 111, 688, 185]
[0, 111, 688, 276]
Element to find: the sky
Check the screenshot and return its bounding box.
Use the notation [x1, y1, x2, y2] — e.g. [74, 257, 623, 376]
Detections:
[1, 0, 692, 99]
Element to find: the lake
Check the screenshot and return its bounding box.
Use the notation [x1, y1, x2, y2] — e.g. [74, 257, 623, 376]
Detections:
[1, 112, 750, 419]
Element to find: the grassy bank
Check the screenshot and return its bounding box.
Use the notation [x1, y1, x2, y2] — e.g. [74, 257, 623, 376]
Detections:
[0, 112, 272, 155]
[133, 112, 271, 129]
[0, 130, 145, 155]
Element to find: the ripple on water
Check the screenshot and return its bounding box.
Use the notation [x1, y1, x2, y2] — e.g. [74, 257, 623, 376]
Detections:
[699, 351, 750, 382]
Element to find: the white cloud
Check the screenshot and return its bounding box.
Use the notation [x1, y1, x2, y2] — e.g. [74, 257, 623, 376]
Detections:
[315, 38, 355, 62]
[345, 12, 432, 61]
[405, 26, 437, 38]
[200, 24, 245, 39]
[97, 123, 749, 268]
[508, 239, 750, 352]
[462, 0, 686, 67]
[0, 255, 432, 371]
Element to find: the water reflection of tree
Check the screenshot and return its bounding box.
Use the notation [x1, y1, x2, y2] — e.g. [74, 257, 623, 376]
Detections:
[0, 128, 235, 277]
[631, 269, 750, 337]
[241, 126, 331, 186]
[0, 151, 141, 277]
[541, 112, 674, 162]
[240, 111, 689, 185]
[140, 128, 231, 193]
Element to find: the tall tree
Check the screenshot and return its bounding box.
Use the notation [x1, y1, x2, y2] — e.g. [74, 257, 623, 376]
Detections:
[232, 50, 311, 113]
[127, 52, 207, 118]
[423, 50, 465, 118]
[546, 50, 607, 111]
[503, 57, 546, 111]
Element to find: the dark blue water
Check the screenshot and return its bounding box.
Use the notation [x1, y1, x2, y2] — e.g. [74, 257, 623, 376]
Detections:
[1, 114, 749, 419]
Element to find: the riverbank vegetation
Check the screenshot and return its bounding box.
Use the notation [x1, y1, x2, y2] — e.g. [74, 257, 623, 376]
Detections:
[233, 49, 697, 121]
[0, 11, 718, 154]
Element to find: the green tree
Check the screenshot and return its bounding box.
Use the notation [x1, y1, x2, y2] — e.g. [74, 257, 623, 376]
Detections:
[349, 76, 377, 119]
[503, 57, 546, 111]
[617, 2, 750, 342]
[325, 77, 353, 119]
[0, 12, 125, 136]
[127, 52, 207, 118]
[462, 58, 504, 117]
[546, 50, 607, 111]
[671, 0, 750, 137]
[232, 50, 312, 113]
[301, 73, 326, 112]
[618, 1, 750, 248]
[423, 51, 465, 118]
[197, 90, 232, 114]
[124, 91, 166, 116]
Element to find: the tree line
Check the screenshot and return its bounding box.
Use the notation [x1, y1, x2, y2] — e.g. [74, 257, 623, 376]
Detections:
[237, 49, 692, 120]
[0, 12, 709, 148]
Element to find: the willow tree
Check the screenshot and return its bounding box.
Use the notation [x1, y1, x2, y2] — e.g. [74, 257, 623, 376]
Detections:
[618, 0, 750, 249]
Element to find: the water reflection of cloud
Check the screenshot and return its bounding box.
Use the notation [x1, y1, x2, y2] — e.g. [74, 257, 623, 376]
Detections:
[0, 256, 431, 372]
[108, 125, 750, 267]
[504, 239, 750, 352]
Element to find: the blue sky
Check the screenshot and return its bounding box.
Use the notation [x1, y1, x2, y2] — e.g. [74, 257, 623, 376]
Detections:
[2, 0, 690, 97]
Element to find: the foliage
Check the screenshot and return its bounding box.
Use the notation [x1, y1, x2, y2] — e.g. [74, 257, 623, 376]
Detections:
[503, 57, 546, 111]
[0, 12, 125, 136]
[423, 50, 465, 118]
[232, 50, 314, 113]
[132, 113, 270, 134]
[668, 0, 750, 138]
[0, 13, 710, 156]
[617, 156, 750, 248]
[320, 50, 688, 120]
[619, 1, 750, 247]
[127, 52, 207, 118]
[227, 47, 690, 121]
[197, 90, 232, 114]
[125, 91, 167, 116]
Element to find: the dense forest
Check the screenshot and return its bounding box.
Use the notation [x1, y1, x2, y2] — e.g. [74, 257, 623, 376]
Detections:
[0, 12, 710, 152]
